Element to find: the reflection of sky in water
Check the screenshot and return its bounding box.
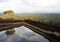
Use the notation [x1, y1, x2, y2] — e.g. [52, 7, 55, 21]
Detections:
[0, 26, 49, 42]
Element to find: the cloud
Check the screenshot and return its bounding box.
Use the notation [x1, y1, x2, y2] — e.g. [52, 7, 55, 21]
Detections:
[0, 0, 9, 2]
[14, 26, 49, 42]
[0, 0, 60, 13]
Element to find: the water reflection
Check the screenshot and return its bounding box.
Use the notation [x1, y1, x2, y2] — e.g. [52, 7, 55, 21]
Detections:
[5, 29, 15, 36]
[0, 26, 49, 42]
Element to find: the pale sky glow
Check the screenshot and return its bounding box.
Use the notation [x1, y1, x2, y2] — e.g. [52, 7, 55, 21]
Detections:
[0, 0, 60, 13]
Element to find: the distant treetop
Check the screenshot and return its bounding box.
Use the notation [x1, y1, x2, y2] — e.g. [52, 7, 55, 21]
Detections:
[0, 10, 15, 19]
[3, 10, 14, 14]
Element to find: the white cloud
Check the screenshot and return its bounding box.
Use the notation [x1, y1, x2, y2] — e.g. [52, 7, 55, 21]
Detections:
[0, 0, 60, 13]
[0, 0, 9, 2]
[14, 26, 49, 42]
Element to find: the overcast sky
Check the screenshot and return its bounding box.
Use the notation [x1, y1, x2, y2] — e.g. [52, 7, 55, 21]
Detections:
[0, 0, 60, 13]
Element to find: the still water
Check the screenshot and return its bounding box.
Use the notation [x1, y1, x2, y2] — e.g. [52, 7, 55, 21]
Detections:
[0, 26, 49, 42]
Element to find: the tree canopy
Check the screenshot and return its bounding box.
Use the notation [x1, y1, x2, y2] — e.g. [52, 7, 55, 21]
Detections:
[3, 10, 14, 15]
[1, 10, 15, 19]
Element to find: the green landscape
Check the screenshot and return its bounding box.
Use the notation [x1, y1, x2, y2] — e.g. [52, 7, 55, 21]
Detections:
[14, 14, 60, 26]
